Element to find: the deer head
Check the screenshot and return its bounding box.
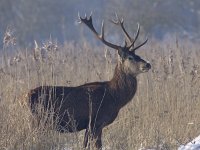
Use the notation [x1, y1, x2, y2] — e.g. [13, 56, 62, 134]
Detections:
[78, 13, 151, 77]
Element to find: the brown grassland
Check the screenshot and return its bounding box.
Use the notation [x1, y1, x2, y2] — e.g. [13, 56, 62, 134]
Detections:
[0, 37, 200, 150]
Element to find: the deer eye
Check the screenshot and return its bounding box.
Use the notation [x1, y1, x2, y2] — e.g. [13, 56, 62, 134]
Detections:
[127, 56, 133, 60]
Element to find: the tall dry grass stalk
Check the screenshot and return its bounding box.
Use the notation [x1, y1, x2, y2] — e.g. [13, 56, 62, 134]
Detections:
[0, 37, 199, 150]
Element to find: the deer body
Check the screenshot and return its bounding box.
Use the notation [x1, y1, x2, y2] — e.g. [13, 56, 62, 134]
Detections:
[29, 14, 151, 149]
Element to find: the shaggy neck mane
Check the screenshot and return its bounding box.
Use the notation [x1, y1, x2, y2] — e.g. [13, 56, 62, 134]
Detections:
[108, 63, 137, 108]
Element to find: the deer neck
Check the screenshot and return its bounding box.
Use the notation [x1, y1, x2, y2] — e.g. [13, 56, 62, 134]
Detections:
[109, 63, 137, 108]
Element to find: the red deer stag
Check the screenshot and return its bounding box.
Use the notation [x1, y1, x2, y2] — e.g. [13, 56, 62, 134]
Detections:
[28, 14, 151, 149]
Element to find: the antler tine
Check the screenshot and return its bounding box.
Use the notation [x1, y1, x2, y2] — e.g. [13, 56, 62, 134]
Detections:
[79, 13, 121, 50]
[128, 23, 141, 51]
[133, 23, 140, 44]
[129, 37, 148, 51]
[110, 13, 121, 24]
[110, 13, 133, 45]
[111, 15, 147, 52]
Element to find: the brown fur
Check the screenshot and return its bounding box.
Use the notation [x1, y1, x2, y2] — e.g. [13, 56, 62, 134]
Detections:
[28, 14, 151, 149]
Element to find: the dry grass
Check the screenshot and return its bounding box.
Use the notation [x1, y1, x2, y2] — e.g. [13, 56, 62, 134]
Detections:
[0, 37, 200, 150]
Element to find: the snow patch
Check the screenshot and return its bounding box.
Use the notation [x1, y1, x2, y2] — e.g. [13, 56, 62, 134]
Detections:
[179, 135, 200, 150]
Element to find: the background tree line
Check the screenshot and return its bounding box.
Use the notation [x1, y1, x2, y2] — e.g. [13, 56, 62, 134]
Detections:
[0, 0, 200, 47]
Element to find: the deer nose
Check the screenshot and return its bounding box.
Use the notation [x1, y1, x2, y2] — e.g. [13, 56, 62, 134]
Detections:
[146, 63, 151, 69]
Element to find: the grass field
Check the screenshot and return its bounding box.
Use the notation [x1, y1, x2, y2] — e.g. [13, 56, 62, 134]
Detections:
[0, 37, 200, 150]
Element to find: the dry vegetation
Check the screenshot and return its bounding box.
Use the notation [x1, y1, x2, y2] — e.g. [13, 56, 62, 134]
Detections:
[0, 35, 200, 150]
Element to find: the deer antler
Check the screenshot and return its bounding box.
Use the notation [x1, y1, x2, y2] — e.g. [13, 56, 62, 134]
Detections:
[78, 13, 122, 50]
[111, 14, 133, 45]
[111, 13, 148, 51]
